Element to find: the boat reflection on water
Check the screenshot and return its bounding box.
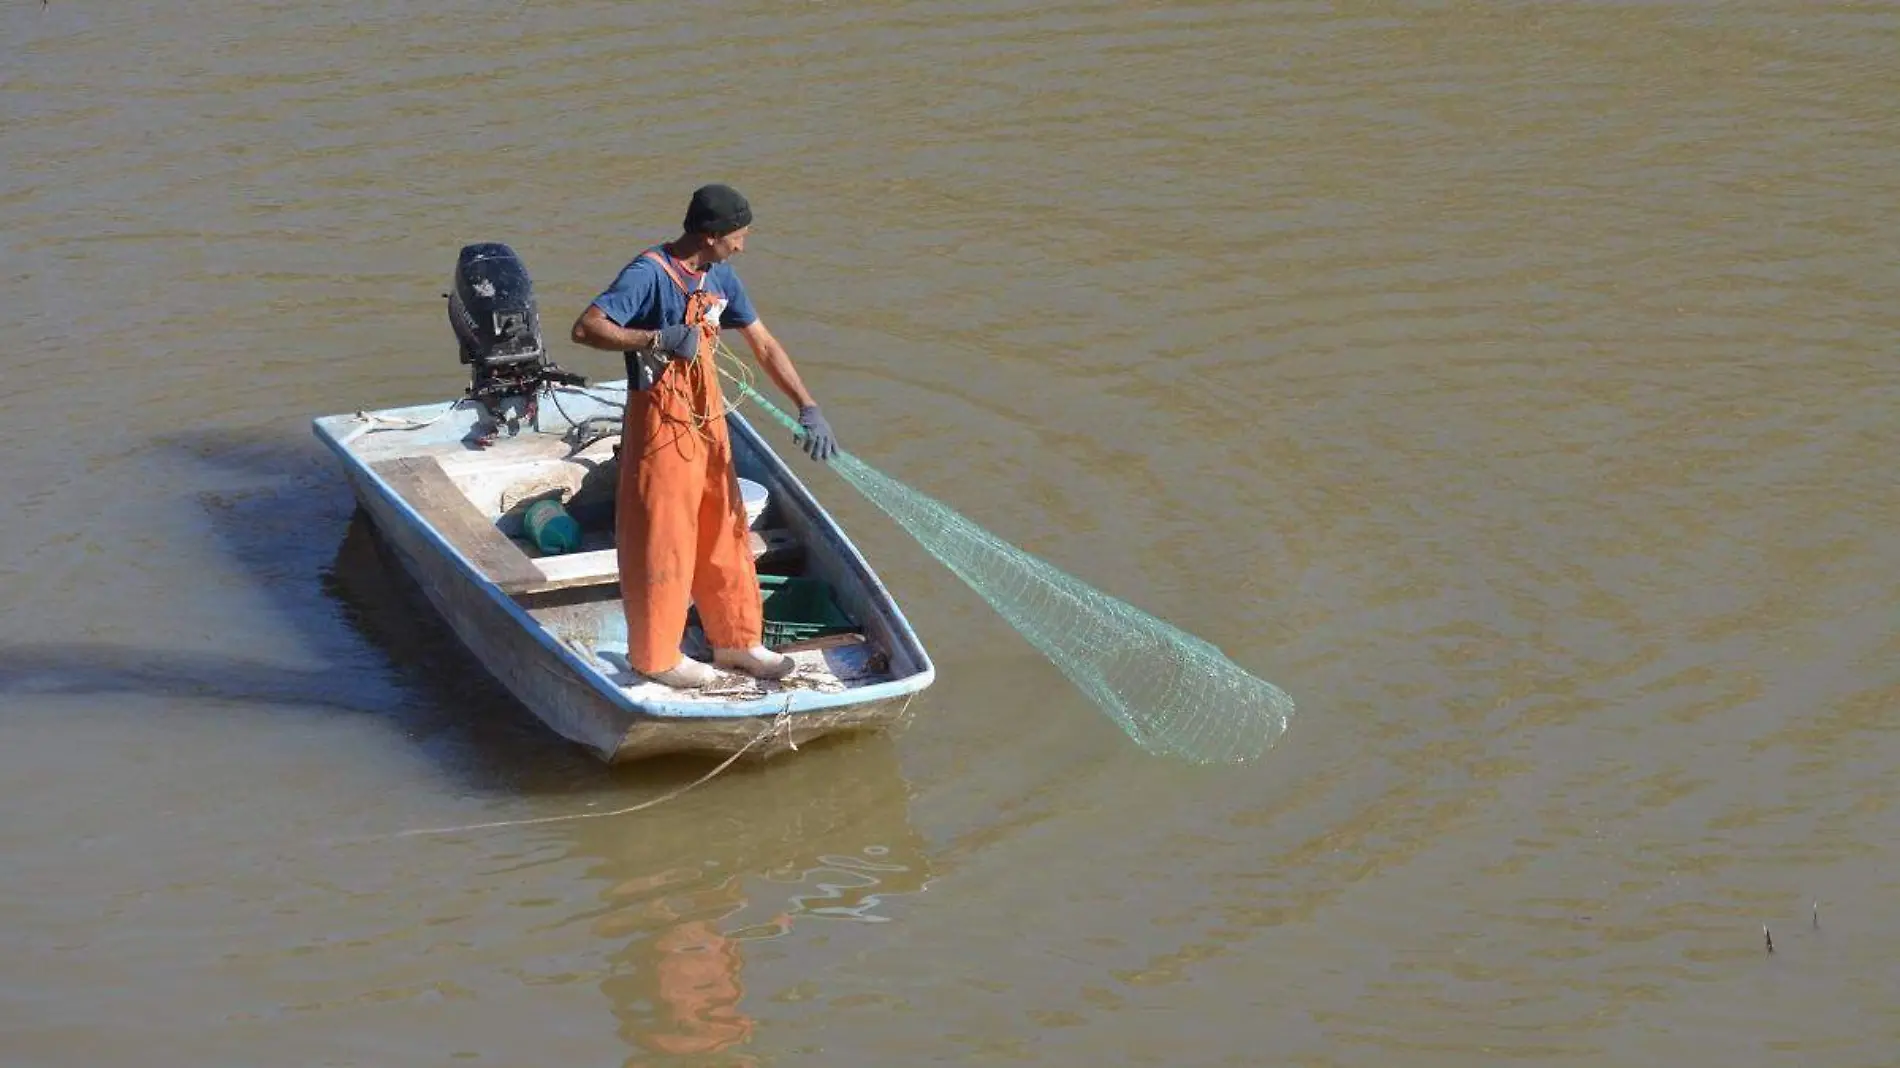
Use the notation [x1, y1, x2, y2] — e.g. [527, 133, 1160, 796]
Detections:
[568, 731, 932, 1064]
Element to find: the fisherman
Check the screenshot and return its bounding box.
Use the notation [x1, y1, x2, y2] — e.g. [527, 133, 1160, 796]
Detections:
[569, 184, 839, 689]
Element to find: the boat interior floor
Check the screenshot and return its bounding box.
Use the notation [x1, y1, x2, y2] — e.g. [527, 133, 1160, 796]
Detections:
[538, 598, 895, 705]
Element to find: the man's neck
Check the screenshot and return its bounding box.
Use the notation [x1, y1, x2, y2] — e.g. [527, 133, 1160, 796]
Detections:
[662, 238, 710, 273]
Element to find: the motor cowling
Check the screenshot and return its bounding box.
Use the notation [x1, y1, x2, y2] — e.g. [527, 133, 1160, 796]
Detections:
[448, 242, 545, 369]
[445, 242, 585, 446]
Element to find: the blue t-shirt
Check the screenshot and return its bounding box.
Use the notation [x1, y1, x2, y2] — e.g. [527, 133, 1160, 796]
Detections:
[590, 247, 758, 337]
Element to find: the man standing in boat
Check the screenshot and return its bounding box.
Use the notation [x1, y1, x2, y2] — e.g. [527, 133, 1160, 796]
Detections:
[569, 184, 839, 689]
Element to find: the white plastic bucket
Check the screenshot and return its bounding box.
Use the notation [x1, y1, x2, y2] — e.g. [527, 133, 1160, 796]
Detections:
[738, 478, 769, 528]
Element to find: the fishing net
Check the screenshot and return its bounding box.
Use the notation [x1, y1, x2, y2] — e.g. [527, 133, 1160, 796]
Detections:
[726, 377, 1295, 765]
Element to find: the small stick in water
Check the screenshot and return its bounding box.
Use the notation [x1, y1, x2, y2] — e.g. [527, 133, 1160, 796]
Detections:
[1764, 925, 1774, 953]
[1813, 901, 1820, 930]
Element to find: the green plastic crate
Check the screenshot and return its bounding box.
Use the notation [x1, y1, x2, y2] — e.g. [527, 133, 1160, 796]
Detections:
[759, 573, 856, 646]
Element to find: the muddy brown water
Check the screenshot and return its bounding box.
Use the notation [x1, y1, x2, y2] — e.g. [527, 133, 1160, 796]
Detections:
[3, 2, 1897, 1065]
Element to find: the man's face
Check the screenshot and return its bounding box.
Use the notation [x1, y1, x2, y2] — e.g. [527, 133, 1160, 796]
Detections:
[705, 226, 749, 264]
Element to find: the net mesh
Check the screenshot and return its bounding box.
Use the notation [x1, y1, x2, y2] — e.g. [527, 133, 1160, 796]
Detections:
[729, 379, 1295, 765]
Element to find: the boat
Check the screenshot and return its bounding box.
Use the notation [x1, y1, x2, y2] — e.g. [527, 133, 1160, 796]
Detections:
[310, 242, 934, 763]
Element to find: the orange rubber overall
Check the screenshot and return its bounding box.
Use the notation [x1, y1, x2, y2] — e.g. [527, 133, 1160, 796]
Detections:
[616, 250, 763, 675]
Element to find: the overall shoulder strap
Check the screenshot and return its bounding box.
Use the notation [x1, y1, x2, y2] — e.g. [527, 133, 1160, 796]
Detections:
[640, 247, 706, 294]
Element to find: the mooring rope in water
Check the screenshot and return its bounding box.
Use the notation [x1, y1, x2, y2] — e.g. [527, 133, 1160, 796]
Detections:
[390, 710, 787, 838]
[385, 690, 920, 839]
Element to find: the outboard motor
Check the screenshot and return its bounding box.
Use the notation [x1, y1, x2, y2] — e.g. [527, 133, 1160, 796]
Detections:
[446, 242, 585, 445]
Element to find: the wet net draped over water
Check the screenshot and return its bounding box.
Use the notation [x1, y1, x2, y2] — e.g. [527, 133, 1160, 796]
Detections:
[732, 381, 1295, 764]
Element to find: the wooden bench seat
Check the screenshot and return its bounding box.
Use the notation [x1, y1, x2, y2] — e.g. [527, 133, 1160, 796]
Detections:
[497, 529, 804, 597]
[370, 456, 545, 592]
[506, 548, 618, 595]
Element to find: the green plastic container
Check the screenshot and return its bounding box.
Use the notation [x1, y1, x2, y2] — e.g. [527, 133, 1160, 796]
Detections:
[522, 499, 582, 555]
[758, 573, 856, 646]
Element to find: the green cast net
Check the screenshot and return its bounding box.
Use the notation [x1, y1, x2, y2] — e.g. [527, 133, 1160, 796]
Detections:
[727, 378, 1295, 765]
